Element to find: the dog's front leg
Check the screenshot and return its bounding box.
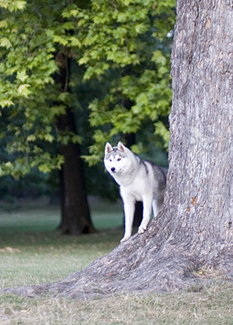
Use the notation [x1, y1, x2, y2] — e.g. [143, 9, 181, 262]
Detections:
[138, 195, 153, 234]
[121, 196, 135, 243]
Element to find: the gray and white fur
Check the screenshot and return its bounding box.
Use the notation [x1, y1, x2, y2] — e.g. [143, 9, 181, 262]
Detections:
[104, 141, 167, 242]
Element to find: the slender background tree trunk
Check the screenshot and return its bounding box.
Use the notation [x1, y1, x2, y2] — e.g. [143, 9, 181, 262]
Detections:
[56, 110, 95, 234]
[55, 52, 95, 235]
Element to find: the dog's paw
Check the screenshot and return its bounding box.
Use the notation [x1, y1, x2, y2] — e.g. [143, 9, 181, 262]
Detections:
[138, 224, 147, 234]
[120, 235, 131, 243]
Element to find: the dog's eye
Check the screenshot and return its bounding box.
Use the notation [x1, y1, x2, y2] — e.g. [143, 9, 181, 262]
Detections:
[109, 159, 112, 162]
[117, 158, 121, 161]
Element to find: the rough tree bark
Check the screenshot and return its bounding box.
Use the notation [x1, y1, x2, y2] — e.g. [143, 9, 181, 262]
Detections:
[1, 0, 232, 299]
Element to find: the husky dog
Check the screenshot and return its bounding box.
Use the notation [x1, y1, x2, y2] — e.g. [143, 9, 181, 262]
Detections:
[104, 141, 167, 242]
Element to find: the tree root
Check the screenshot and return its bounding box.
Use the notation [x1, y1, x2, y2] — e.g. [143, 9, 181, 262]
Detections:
[1, 222, 232, 300]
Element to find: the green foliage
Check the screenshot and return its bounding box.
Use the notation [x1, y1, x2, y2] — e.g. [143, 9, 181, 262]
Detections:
[69, 0, 176, 163]
[0, 0, 175, 180]
[0, 0, 26, 11]
[0, 1, 71, 177]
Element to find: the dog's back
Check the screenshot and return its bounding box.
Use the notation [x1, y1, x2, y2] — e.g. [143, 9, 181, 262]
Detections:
[122, 156, 167, 207]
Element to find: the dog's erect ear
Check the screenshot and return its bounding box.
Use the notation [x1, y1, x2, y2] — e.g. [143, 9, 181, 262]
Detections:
[105, 142, 113, 155]
[117, 141, 127, 152]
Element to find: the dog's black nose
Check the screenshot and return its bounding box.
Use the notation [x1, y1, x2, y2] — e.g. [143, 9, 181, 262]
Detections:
[111, 167, 115, 172]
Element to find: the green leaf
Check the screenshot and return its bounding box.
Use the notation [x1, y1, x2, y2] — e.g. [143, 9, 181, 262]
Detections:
[135, 23, 147, 34]
[26, 134, 36, 142]
[62, 22, 74, 30]
[53, 35, 68, 46]
[17, 84, 31, 97]
[0, 20, 8, 28]
[57, 92, 71, 104]
[0, 99, 14, 107]
[69, 36, 82, 48]
[155, 121, 170, 150]
[44, 134, 54, 142]
[38, 163, 51, 173]
[12, 1, 26, 10]
[50, 105, 66, 117]
[17, 70, 28, 82]
[152, 50, 167, 65]
[0, 37, 12, 49]
[0, 0, 26, 11]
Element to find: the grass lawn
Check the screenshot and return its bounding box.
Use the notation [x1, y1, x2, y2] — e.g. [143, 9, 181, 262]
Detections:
[0, 198, 232, 324]
[0, 198, 123, 288]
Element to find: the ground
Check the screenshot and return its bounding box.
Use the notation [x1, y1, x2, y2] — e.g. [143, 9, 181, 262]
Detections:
[0, 199, 232, 324]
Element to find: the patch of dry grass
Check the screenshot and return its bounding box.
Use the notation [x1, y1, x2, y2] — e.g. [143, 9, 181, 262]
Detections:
[0, 282, 232, 325]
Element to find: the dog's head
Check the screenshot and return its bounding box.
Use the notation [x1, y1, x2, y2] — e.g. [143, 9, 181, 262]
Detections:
[104, 142, 129, 176]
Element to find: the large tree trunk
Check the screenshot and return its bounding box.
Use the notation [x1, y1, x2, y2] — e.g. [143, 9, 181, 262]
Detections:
[164, 0, 233, 267]
[2, 0, 232, 299]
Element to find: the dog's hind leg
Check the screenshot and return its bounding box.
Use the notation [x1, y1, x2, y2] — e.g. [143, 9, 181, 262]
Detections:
[152, 197, 164, 218]
[152, 199, 159, 217]
[138, 195, 153, 234]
